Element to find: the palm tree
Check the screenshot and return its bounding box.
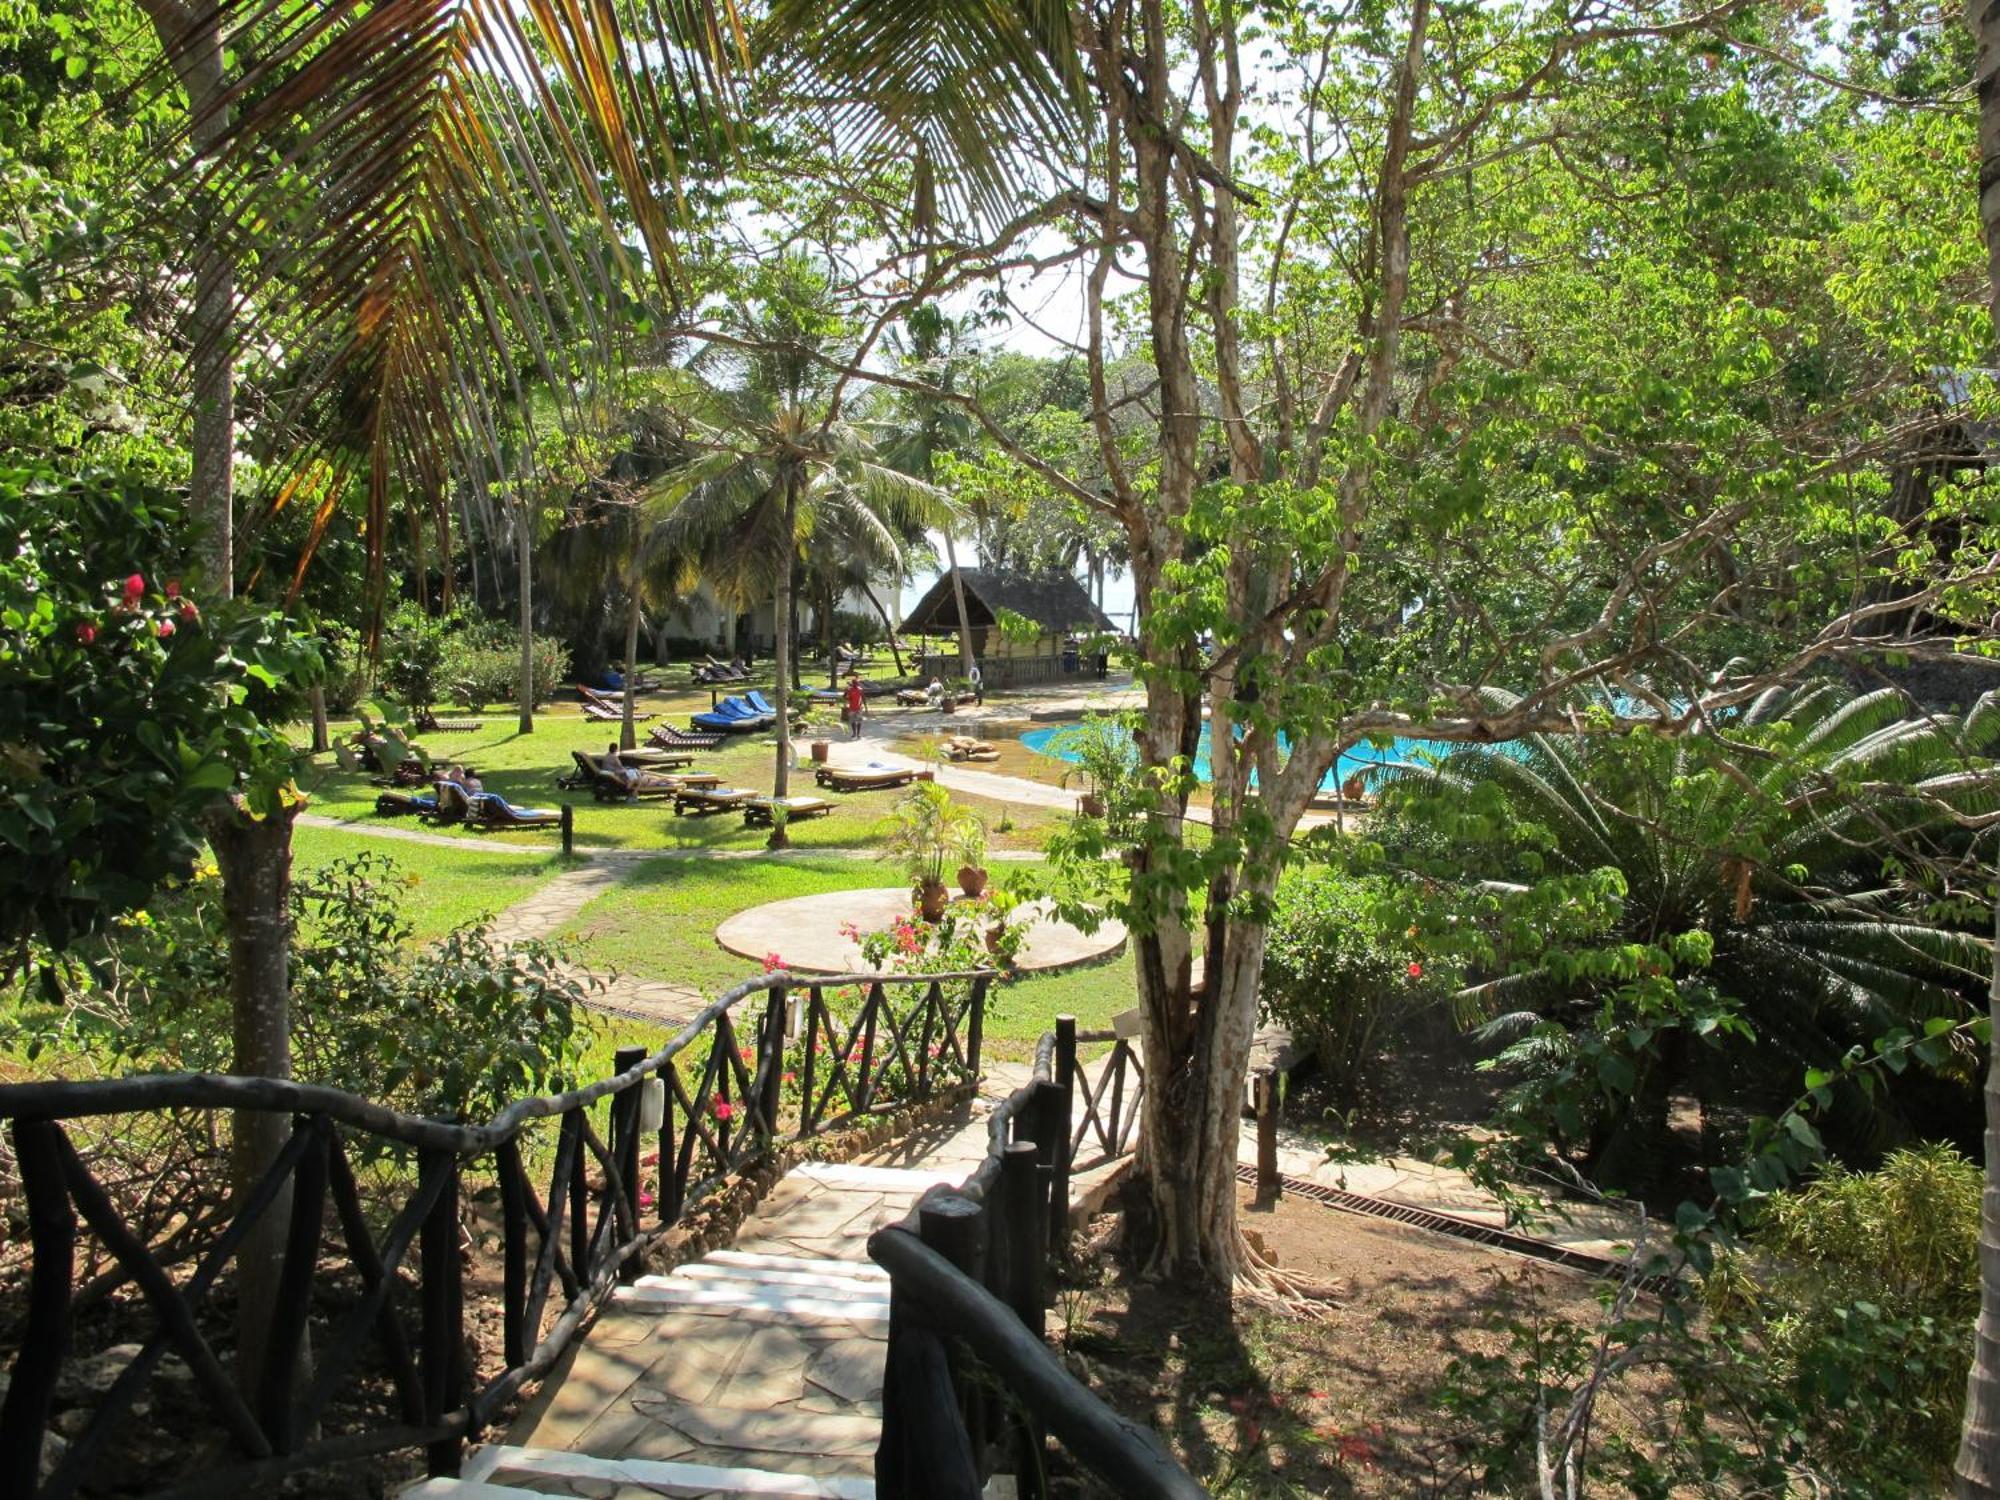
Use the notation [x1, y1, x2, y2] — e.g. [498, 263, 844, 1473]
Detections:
[1383, 683, 2000, 1184]
[651, 274, 957, 843]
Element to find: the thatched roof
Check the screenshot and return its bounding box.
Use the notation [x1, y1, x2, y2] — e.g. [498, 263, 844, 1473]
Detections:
[903, 568, 1116, 637]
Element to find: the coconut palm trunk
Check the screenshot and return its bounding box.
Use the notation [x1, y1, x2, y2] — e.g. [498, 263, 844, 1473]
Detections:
[1960, 3, 2000, 1487]
[515, 497, 535, 735]
[862, 580, 906, 674]
[620, 590, 643, 751]
[942, 531, 975, 675]
[768, 473, 798, 847]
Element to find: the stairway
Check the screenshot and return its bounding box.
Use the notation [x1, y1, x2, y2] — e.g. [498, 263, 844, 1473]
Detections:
[403, 1128, 996, 1500]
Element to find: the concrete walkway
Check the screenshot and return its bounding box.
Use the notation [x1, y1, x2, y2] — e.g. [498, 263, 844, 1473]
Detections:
[408, 1101, 1002, 1500]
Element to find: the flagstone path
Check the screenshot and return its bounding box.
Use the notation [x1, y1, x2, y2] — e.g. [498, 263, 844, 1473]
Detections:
[405, 1100, 1001, 1500]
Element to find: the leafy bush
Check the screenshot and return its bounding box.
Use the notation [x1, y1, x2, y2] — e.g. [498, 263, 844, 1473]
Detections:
[0, 465, 319, 963]
[318, 622, 372, 713]
[379, 604, 571, 718]
[7, 851, 597, 1139]
[378, 602, 452, 724]
[1259, 867, 1446, 1089]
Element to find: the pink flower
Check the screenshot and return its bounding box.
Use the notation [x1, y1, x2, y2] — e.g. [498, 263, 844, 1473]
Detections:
[1407, 961, 1423, 979]
[640, 1151, 659, 1167]
[782, 1071, 796, 1084]
[75, 622, 96, 645]
[179, 602, 199, 624]
[156, 619, 175, 639]
[639, 1190, 655, 1209]
[712, 1098, 734, 1121]
[739, 1046, 753, 1064]
[762, 952, 784, 973]
[122, 573, 145, 602]
[164, 580, 180, 600]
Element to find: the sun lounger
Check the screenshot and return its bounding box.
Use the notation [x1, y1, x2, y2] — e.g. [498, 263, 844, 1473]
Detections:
[468, 793, 563, 830]
[742, 795, 837, 828]
[374, 790, 437, 816]
[894, 688, 929, 707]
[814, 763, 918, 792]
[426, 780, 474, 824]
[691, 696, 772, 733]
[594, 767, 721, 802]
[672, 786, 759, 816]
[582, 698, 655, 723]
[744, 690, 804, 720]
[650, 724, 723, 751]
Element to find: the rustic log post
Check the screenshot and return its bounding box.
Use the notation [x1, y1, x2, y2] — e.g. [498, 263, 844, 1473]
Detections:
[0, 1119, 73, 1496]
[1052, 1017, 1077, 1248]
[965, 976, 988, 1080]
[1000, 1141, 1045, 1333]
[1254, 1069, 1281, 1206]
[560, 802, 574, 856]
[611, 1046, 645, 1283]
[260, 1114, 329, 1450]
[760, 988, 787, 1142]
[419, 1148, 463, 1477]
[497, 1139, 530, 1366]
[920, 1192, 991, 1474]
[658, 1064, 682, 1226]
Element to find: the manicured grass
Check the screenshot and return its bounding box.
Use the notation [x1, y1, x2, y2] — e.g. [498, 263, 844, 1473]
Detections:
[554, 854, 1136, 1059]
[295, 696, 1061, 853]
[289, 823, 573, 944]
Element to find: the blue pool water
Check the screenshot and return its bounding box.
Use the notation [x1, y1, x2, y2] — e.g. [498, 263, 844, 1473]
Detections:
[1019, 722, 1441, 792]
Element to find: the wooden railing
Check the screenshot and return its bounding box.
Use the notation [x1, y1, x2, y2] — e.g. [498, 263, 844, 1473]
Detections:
[0, 969, 989, 1500]
[869, 1016, 1203, 1499]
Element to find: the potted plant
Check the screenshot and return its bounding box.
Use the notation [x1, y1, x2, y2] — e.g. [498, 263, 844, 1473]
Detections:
[886, 781, 982, 920]
[798, 703, 840, 763]
[1049, 712, 1137, 821]
[954, 817, 989, 897]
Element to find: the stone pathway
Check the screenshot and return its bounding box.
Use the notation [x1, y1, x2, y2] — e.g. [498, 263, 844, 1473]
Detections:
[406, 1102, 1000, 1500]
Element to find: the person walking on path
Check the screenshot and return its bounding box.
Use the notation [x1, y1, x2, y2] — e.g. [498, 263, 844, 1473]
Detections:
[845, 673, 866, 739]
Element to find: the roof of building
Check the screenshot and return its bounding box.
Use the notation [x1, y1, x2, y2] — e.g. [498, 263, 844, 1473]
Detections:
[902, 568, 1117, 637]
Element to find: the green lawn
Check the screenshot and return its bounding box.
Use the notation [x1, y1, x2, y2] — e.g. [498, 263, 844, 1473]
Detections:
[554, 853, 1136, 1059]
[289, 823, 574, 943]
[295, 695, 1062, 853]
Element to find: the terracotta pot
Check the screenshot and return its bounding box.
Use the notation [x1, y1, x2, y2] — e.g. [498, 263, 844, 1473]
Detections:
[984, 923, 1004, 955]
[942, 697, 958, 714]
[1079, 792, 1106, 818]
[957, 864, 988, 898]
[918, 878, 950, 921]
[810, 740, 830, 764]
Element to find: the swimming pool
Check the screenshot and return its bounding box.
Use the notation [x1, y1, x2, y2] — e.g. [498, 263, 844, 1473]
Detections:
[1018, 722, 1441, 792]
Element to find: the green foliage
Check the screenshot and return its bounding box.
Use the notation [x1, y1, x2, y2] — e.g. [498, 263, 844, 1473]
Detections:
[1259, 867, 1449, 1090]
[1439, 1146, 1980, 1496]
[884, 780, 987, 888]
[0, 466, 320, 966]
[7, 850, 596, 1138]
[379, 604, 570, 720]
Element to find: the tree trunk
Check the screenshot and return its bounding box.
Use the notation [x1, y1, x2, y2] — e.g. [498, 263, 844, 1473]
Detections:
[140, 0, 232, 594]
[206, 797, 304, 1397]
[942, 532, 975, 675]
[769, 476, 797, 846]
[620, 590, 642, 751]
[516, 499, 535, 734]
[1960, 5, 2000, 1484]
[1959, 893, 2000, 1497]
[861, 580, 906, 674]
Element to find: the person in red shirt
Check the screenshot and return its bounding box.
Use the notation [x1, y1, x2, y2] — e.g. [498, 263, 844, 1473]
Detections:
[844, 674, 866, 739]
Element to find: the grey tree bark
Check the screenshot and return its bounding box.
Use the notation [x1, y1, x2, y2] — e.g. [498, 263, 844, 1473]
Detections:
[620, 590, 642, 751]
[769, 473, 798, 846]
[516, 498, 535, 734]
[942, 530, 975, 674]
[1960, 1, 2000, 1487]
[205, 798, 304, 1396]
[139, 0, 233, 596]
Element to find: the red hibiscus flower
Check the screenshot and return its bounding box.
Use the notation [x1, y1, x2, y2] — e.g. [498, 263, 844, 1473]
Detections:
[122, 573, 145, 602]
[75, 622, 96, 645]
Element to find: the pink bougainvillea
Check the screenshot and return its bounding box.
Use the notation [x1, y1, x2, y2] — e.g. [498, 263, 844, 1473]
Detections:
[122, 572, 145, 603]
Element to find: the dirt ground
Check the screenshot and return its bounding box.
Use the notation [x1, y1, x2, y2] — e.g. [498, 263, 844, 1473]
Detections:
[1058, 1183, 1652, 1497]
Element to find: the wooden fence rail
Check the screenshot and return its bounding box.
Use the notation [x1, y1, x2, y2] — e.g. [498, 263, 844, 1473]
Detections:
[870, 1015, 1204, 1498]
[0, 968, 990, 1500]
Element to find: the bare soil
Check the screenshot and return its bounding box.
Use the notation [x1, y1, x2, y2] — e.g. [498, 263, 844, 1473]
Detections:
[1057, 1183, 1658, 1496]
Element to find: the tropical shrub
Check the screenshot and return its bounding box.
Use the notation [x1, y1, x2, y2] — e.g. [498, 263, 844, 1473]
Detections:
[1259, 868, 1451, 1090]
[377, 601, 453, 725]
[445, 617, 569, 710]
[1379, 683, 1998, 1181]
[0, 465, 319, 965]
[7, 851, 597, 1139]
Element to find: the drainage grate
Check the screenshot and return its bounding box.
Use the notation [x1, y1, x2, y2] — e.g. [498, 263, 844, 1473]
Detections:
[1235, 1163, 1679, 1294]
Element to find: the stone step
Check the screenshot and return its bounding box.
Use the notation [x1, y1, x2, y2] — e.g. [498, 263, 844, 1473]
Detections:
[706, 1248, 890, 1281]
[670, 1261, 889, 1297]
[612, 1278, 891, 1324]
[401, 1479, 542, 1499]
[459, 1445, 877, 1497]
[788, 1161, 959, 1192]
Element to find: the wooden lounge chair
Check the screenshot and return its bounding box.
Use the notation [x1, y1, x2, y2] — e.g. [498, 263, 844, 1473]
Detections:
[814, 764, 918, 793]
[468, 793, 563, 830]
[944, 736, 999, 762]
[426, 780, 474, 825]
[742, 795, 837, 828]
[374, 789, 437, 817]
[650, 724, 723, 751]
[594, 766, 721, 802]
[672, 786, 759, 816]
[582, 698, 655, 724]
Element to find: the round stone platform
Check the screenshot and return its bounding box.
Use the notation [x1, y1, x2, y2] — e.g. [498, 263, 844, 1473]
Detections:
[714, 888, 1126, 976]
